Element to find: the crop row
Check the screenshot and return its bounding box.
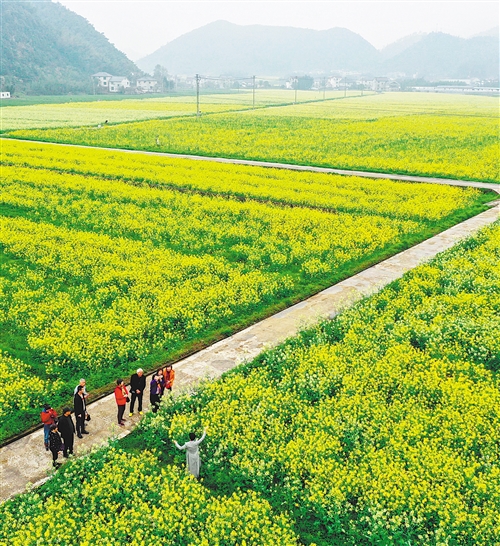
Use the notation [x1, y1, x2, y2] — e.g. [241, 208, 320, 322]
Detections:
[0, 100, 239, 131]
[2, 139, 486, 221]
[1, 220, 498, 544]
[256, 92, 499, 119]
[0, 89, 351, 131]
[0, 448, 299, 545]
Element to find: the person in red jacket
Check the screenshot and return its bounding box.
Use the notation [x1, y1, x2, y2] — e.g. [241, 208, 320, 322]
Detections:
[163, 365, 175, 394]
[40, 403, 58, 451]
[114, 379, 129, 426]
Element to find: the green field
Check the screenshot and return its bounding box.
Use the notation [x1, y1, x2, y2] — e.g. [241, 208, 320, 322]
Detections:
[1, 90, 499, 545]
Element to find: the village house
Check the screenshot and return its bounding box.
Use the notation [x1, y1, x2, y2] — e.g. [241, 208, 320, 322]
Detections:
[136, 77, 159, 93]
[387, 80, 401, 91]
[92, 72, 113, 88]
[108, 76, 131, 92]
[328, 75, 343, 88]
[92, 72, 131, 93]
[0, 91, 11, 99]
[372, 77, 389, 92]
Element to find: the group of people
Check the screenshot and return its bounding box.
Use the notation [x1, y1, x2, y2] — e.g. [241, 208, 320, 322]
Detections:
[41, 366, 177, 468]
[113, 365, 175, 426]
[40, 378, 90, 467]
[41, 364, 208, 478]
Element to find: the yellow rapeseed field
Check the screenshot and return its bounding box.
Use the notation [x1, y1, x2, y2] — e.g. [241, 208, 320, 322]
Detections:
[0, 139, 489, 441]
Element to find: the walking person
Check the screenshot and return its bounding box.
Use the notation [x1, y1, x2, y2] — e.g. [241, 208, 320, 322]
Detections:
[73, 385, 88, 438]
[149, 371, 163, 413]
[49, 424, 63, 468]
[174, 428, 207, 479]
[40, 403, 58, 451]
[163, 364, 175, 394]
[114, 379, 129, 426]
[129, 368, 146, 417]
[58, 407, 75, 457]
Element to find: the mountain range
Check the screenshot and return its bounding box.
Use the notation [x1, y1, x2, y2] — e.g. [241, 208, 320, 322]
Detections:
[1, 0, 140, 94]
[138, 21, 499, 80]
[1, 1, 498, 96]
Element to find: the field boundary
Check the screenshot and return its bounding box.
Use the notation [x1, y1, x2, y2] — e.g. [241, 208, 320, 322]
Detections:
[2, 137, 499, 192]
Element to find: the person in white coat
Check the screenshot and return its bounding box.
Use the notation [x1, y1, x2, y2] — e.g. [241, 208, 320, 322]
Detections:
[174, 428, 207, 479]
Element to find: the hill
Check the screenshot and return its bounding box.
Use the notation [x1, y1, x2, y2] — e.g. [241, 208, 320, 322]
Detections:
[138, 20, 379, 76]
[382, 32, 499, 79]
[379, 33, 427, 61]
[1, 0, 140, 94]
[474, 26, 499, 38]
[139, 21, 499, 80]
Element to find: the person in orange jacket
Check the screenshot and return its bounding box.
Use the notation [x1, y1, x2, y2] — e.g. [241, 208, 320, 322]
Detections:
[114, 379, 129, 426]
[163, 364, 175, 394]
[41, 403, 58, 451]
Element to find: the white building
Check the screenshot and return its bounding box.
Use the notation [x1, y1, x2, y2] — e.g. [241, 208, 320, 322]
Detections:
[0, 91, 11, 99]
[108, 76, 131, 93]
[137, 77, 159, 93]
[92, 72, 113, 89]
[328, 76, 343, 88]
[372, 77, 389, 92]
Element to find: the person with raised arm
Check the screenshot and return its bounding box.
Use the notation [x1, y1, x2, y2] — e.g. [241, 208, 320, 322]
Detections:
[174, 428, 207, 479]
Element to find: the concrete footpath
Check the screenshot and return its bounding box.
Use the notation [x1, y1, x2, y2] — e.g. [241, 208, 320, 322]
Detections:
[1, 198, 498, 502]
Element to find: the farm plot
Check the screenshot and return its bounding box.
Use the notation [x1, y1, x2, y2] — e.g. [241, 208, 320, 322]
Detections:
[9, 93, 499, 182]
[253, 91, 500, 119]
[0, 89, 350, 131]
[0, 98, 238, 131]
[1, 220, 499, 545]
[0, 139, 491, 441]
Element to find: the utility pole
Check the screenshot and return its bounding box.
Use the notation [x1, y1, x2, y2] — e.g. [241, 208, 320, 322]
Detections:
[294, 77, 298, 104]
[196, 74, 201, 117]
[252, 75, 256, 109]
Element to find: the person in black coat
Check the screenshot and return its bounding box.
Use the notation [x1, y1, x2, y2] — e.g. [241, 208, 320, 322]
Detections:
[49, 424, 63, 468]
[73, 385, 88, 438]
[58, 407, 76, 457]
[129, 368, 146, 416]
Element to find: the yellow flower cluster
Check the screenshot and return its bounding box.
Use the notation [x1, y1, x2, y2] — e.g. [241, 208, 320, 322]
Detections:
[1, 213, 293, 372]
[1, 219, 498, 543]
[0, 99, 238, 131]
[0, 352, 62, 421]
[256, 91, 499, 119]
[9, 93, 499, 182]
[0, 448, 299, 545]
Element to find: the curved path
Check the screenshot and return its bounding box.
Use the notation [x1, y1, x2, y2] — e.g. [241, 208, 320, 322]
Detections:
[3, 137, 500, 194]
[1, 199, 498, 502]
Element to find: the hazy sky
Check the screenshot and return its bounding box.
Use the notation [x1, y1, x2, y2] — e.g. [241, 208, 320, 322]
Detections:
[56, 1, 499, 60]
